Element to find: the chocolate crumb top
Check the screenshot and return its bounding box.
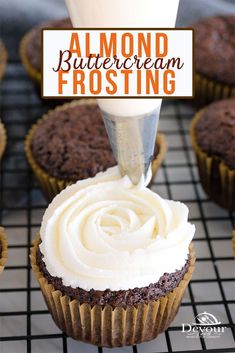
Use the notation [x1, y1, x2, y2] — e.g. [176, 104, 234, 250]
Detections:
[194, 15, 235, 85]
[25, 18, 72, 73]
[31, 104, 116, 181]
[36, 244, 189, 308]
[195, 98, 235, 170]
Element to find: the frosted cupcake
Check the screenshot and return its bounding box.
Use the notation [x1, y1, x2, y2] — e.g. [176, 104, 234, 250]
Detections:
[194, 16, 235, 106]
[0, 121, 7, 160]
[0, 227, 8, 274]
[25, 100, 167, 201]
[20, 18, 71, 88]
[31, 166, 195, 347]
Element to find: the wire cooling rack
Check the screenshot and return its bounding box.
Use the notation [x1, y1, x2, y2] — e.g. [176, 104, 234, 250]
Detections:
[0, 60, 235, 353]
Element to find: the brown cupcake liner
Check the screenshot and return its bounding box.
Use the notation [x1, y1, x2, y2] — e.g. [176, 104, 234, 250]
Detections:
[25, 100, 168, 202]
[0, 40, 7, 81]
[19, 30, 41, 89]
[232, 230, 235, 258]
[0, 122, 7, 160]
[191, 110, 235, 211]
[30, 236, 195, 347]
[0, 227, 8, 274]
[195, 73, 235, 108]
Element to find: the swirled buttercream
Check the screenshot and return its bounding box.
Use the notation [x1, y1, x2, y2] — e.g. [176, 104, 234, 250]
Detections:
[40, 166, 195, 291]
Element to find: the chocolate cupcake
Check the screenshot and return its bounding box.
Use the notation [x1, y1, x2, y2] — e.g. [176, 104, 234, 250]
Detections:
[194, 16, 235, 106]
[31, 166, 195, 347]
[0, 227, 8, 274]
[191, 98, 235, 211]
[0, 121, 7, 160]
[20, 18, 72, 87]
[0, 40, 7, 81]
[25, 100, 167, 201]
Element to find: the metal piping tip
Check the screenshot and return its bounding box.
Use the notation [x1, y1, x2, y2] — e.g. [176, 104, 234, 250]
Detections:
[101, 107, 161, 185]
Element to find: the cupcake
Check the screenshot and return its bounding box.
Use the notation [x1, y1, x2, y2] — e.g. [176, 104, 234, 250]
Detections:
[191, 98, 235, 211]
[194, 16, 235, 106]
[25, 100, 167, 201]
[20, 18, 72, 88]
[0, 40, 7, 81]
[0, 227, 8, 274]
[31, 166, 195, 347]
[0, 121, 7, 160]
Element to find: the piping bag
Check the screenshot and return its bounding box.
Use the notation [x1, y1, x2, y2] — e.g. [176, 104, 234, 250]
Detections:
[98, 99, 162, 185]
[65, 0, 180, 184]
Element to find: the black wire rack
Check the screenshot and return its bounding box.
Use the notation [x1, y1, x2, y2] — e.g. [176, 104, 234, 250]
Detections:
[0, 59, 235, 353]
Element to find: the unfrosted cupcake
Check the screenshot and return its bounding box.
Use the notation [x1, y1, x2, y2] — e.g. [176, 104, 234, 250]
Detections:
[0, 40, 7, 81]
[20, 18, 71, 87]
[31, 166, 195, 347]
[25, 100, 167, 201]
[0, 227, 8, 274]
[191, 98, 235, 211]
[194, 16, 235, 106]
[0, 121, 7, 160]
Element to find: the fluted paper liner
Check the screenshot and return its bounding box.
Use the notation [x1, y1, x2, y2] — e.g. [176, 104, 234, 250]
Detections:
[191, 110, 235, 211]
[232, 231, 235, 258]
[0, 122, 7, 160]
[0, 40, 7, 81]
[30, 237, 195, 347]
[0, 227, 8, 274]
[25, 100, 168, 202]
[20, 31, 41, 89]
[195, 73, 235, 108]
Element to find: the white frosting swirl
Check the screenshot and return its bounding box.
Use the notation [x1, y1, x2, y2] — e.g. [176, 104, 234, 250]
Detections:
[40, 167, 195, 291]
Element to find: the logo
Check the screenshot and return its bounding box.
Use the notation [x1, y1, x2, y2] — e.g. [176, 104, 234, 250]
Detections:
[42, 28, 193, 98]
[182, 312, 226, 338]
